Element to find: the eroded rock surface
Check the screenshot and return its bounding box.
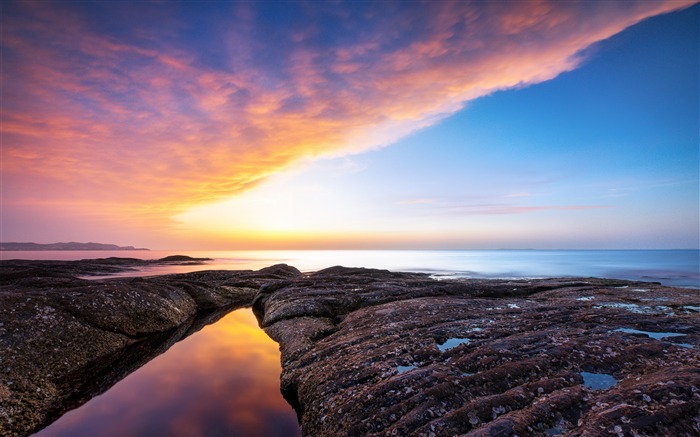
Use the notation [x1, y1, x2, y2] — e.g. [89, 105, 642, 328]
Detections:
[4, 260, 699, 437]
[253, 267, 700, 436]
[0, 259, 301, 436]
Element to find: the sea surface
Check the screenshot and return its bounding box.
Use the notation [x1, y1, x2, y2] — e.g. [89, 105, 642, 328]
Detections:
[3, 249, 699, 288]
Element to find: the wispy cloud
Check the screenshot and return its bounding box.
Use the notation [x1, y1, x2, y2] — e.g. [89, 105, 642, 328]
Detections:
[397, 198, 437, 206]
[398, 196, 611, 215]
[442, 204, 612, 215]
[2, 0, 693, 226]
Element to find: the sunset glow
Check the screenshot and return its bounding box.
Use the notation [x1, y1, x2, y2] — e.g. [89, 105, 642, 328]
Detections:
[2, 1, 698, 249]
[36, 309, 299, 436]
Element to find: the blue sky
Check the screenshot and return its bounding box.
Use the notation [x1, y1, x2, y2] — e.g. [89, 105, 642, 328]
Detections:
[2, 1, 698, 249]
[177, 4, 698, 249]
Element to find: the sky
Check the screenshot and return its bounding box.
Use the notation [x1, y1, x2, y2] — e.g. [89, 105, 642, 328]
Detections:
[1, 0, 698, 250]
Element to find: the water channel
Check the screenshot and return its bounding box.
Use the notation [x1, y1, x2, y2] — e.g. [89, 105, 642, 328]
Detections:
[34, 309, 300, 437]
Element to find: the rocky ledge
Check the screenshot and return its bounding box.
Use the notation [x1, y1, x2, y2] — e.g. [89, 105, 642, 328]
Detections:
[252, 267, 700, 436]
[0, 259, 302, 436]
[0, 255, 214, 278]
[2, 261, 699, 436]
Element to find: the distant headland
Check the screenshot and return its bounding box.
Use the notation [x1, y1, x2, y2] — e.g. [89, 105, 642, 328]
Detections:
[0, 242, 149, 251]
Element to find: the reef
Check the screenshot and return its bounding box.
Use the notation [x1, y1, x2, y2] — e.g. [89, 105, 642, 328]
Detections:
[253, 267, 700, 436]
[2, 260, 699, 436]
[0, 255, 213, 278]
[0, 259, 301, 436]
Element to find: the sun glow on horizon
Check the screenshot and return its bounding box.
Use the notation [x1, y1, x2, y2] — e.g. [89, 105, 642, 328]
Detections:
[1, 1, 698, 249]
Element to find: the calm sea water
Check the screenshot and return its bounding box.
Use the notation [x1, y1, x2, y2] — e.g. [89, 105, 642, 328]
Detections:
[3, 249, 699, 288]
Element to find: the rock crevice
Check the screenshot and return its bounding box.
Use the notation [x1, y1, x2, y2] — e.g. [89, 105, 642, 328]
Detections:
[0, 260, 300, 436]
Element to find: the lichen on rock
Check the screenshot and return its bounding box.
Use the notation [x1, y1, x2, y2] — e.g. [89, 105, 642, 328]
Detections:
[252, 267, 700, 436]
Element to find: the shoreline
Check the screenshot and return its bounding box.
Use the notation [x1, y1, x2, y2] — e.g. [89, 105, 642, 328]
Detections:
[0, 259, 300, 435]
[1, 259, 699, 435]
[2, 250, 697, 289]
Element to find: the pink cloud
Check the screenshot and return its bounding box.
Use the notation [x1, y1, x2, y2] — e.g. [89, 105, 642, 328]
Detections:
[1, 0, 694, 233]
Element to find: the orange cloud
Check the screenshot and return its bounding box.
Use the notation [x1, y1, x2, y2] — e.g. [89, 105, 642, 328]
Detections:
[1, 0, 695, 236]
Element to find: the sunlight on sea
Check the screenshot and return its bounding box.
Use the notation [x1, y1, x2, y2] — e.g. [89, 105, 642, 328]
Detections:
[3, 249, 698, 288]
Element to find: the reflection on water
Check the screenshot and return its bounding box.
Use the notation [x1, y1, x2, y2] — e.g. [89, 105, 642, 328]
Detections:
[34, 310, 300, 437]
[437, 338, 471, 352]
[580, 372, 617, 391]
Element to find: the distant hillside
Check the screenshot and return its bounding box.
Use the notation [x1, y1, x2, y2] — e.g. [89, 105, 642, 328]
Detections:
[0, 242, 149, 251]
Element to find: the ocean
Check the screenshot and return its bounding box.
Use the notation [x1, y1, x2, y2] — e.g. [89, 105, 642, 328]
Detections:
[2, 249, 698, 288]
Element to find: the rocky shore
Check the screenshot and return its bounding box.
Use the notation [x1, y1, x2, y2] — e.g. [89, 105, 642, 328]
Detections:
[252, 266, 700, 436]
[2, 260, 699, 436]
[0, 258, 300, 436]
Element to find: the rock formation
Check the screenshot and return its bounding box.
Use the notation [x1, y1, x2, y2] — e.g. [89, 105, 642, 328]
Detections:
[0, 259, 302, 436]
[253, 267, 700, 436]
[2, 261, 699, 436]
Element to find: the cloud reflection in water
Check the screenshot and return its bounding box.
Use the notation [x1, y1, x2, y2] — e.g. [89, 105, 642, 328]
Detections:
[35, 309, 299, 437]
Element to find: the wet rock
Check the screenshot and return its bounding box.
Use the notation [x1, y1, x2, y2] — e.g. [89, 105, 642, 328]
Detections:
[157, 255, 212, 262]
[3, 261, 699, 437]
[253, 268, 700, 437]
[0, 255, 213, 278]
[0, 261, 296, 436]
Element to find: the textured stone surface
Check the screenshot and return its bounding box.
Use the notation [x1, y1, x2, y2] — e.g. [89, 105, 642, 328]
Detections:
[253, 267, 700, 437]
[3, 260, 699, 436]
[0, 259, 302, 436]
